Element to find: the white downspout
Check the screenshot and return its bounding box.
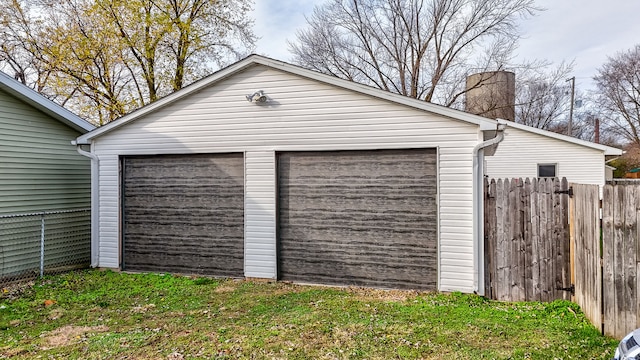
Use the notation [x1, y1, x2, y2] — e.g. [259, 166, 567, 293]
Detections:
[472, 121, 507, 295]
[72, 140, 100, 268]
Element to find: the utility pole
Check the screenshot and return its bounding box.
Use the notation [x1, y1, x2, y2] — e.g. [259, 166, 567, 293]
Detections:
[566, 76, 575, 137]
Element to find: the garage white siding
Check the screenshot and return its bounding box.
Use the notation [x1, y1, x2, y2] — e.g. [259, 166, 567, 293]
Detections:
[91, 64, 480, 292]
[244, 151, 277, 278]
[485, 126, 606, 186]
[96, 154, 119, 268]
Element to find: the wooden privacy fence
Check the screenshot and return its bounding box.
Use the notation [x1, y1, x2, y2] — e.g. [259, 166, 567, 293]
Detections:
[487, 179, 640, 339]
[484, 177, 571, 302]
[570, 182, 640, 339]
[570, 183, 602, 335]
[600, 183, 640, 339]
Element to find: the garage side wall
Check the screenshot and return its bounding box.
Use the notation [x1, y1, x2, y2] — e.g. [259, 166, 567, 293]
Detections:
[485, 126, 606, 186]
[92, 65, 481, 293]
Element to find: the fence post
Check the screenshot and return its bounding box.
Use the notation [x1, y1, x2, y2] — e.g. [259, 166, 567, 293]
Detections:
[40, 212, 45, 278]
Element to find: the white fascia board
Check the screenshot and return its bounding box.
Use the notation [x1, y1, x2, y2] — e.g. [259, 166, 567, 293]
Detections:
[503, 121, 623, 156]
[76, 58, 259, 144]
[0, 71, 95, 133]
[251, 56, 499, 130]
[77, 54, 499, 143]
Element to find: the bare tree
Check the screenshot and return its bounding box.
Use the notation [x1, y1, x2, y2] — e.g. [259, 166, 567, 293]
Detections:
[289, 0, 539, 106]
[514, 61, 573, 129]
[594, 44, 640, 145]
[0, 0, 58, 94]
[95, 0, 256, 102]
[0, 0, 256, 124]
[27, 0, 139, 123]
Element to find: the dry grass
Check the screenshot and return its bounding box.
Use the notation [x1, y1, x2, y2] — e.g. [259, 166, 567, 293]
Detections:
[42, 325, 109, 349]
[0, 270, 618, 359]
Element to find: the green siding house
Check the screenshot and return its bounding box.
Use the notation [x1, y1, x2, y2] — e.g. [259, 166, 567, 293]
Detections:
[0, 71, 95, 280]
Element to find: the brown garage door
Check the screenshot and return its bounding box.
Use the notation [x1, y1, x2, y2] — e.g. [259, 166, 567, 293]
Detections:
[122, 153, 244, 276]
[277, 149, 438, 290]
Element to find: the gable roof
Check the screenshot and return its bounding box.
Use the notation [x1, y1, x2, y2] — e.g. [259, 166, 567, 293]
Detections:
[0, 71, 95, 133]
[76, 54, 499, 144]
[75, 54, 622, 156]
[504, 120, 622, 156]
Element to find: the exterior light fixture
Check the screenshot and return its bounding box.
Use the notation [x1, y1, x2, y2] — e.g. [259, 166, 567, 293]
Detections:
[246, 90, 268, 103]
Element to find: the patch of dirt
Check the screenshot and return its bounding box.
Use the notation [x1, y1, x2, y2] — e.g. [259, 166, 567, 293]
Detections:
[0, 345, 29, 357]
[271, 282, 307, 295]
[168, 352, 184, 360]
[0, 280, 35, 300]
[47, 308, 65, 320]
[42, 325, 108, 349]
[214, 285, 237, 293]
[131, 303, 156, 313]
[347, 287, 425, 302]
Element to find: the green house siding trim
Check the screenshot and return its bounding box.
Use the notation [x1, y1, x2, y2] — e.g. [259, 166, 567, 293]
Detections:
[0, 88, 90, 215]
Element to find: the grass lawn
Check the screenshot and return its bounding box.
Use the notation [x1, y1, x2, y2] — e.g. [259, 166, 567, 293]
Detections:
[0, 270, 617, 359]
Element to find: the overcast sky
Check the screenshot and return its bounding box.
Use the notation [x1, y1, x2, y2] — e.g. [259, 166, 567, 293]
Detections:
[251, 0, 640, 92]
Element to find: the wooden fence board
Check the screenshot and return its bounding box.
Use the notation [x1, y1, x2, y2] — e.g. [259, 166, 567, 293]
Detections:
[484, 179, 495, 299]
[530, 178, 541, 302]
[524, 178, 533, 301]
[601, 183, 640, 339]
[538, 179, 549, 302]
[512, 179, 524, 301]
[546, 179, 554, 300]
[553, 179, 562, 300]
[484, 177, 570, 302]
[614, 185, 625, 338]
[496, 179, 507, 300]
[602, 184, 615, 337]
[571, 183, 601, 334]
[624, 186, 637, 336]
[560, 178, 571, 300]
[546, 178, 555, 301]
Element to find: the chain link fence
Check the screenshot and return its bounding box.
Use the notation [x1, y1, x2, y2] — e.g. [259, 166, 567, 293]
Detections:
[0, 208, 91, 288]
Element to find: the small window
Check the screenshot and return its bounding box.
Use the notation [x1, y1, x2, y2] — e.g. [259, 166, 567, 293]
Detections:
[538, 163, 557, 178]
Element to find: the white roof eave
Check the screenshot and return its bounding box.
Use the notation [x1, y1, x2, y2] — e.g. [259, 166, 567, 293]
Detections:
[502, 120, 623, 156]
[76, 54, 621, 157]
[0, 71, 95, 133]
[76, 54, 498, 143]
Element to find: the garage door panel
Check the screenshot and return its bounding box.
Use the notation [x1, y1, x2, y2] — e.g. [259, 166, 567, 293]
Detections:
[279, 154, 437, 174]
[279, 248, 437, 266]
[280, 194, 437, 210]
[124, 230, 243, 244]
[125, 246, 243, 262]
[279, 233, 438, 258]
[278, 149, 437, 290]
[125, 210, 243, 227]
[123, 253, 241, 276]
[125, 215, 243, 237]
[280, 209, 435, 226]
[123, 153, 244, 276]
[124, 191, 242, 208]
[280, 226, 437, 246]
[279, 259, 438, 290]
[126, 242, 243, 258]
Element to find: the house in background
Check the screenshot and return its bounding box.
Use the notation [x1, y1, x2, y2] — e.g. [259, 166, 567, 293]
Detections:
[0, 71, 95, 278]
[464, 70, 621, 186]
[485, 121, 621, 185]
[74, 55, 621, 294]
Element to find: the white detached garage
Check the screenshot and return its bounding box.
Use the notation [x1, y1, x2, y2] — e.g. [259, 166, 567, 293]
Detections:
[74, 55, 619, 294]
